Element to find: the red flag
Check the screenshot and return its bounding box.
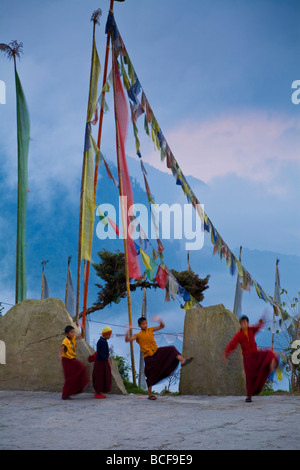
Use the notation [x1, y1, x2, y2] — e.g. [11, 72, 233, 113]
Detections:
[155, 265, 168, 289]
[108, 217, 119, 236]
[114, 58, 141, 280]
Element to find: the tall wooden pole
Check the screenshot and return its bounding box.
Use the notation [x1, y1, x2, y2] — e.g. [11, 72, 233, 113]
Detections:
[111, 38, 137, 386]
[139, 276, 147, 389]
[75, 17, 98, 327]
[77, 2, 115, 336]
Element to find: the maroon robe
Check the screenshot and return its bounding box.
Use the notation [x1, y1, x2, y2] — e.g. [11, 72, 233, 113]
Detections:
[61, 357, 89, 399]
[225, 321, 278, 396]
[144, 346, 180, 387]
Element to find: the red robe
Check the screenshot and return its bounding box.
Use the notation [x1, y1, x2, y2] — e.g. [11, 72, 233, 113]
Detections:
[225, 321, 278, 397]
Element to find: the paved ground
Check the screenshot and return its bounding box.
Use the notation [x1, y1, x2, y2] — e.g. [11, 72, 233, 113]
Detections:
[0, 390, 299, 451]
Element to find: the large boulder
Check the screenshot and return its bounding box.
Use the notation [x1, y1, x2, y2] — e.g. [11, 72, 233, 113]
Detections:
[0, 298, 126, 395]
[179, 304, 246, 395]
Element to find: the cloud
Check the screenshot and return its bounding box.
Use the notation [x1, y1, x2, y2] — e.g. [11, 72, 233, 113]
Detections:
[142, 111, 300, 186]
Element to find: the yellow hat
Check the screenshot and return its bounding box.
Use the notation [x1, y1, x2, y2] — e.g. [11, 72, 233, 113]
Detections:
[102, 326, 112, 336]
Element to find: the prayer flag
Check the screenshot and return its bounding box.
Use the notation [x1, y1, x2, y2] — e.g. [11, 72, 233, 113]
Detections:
[103, 158, 118, 188]
[274, 260, 281, 306]
[113, 57, 141, 279]
[183, 299, 194, 313]
[81, 38, 101, 261]
[178, 285, 191, 302]
[168, 275, 179, 300]
[65, 266, 75, 317]
[233, 274, 243, 318]
[154, 265, 168, 289]
[15, 68, 30, 303]
[145, 258, 158, 282]
[140, 248, 152, 271]
[276, 368, 283, 382]
[42, 274, 50, 299]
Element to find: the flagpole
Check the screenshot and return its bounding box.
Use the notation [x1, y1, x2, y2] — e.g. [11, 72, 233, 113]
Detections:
[139, 275, 147, 389]
[111, 38, 137, 387]
[79, 2, 116, 338]
[76, 9, 102, 331]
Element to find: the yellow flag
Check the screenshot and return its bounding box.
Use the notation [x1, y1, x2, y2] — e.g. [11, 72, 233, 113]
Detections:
[81, 38, 101, 261]
[87, 38, 100, 123]
[276, 368, 283, 382]
[183, 299, 195, 313]
[140, 248, 152, 271]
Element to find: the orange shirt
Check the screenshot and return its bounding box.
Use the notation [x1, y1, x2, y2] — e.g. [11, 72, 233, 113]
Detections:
[136, 327, 158, 358]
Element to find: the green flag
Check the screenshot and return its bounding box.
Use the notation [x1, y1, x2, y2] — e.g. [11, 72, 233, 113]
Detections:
[15, 68, 30, 303]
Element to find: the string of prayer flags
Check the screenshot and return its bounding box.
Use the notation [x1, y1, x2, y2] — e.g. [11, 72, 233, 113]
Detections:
[107, 14, 281, 313]
[105, 11, 285, 318]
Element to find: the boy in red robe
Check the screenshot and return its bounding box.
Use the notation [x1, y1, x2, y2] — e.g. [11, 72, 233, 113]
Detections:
[223, 315, 278, 402]
[59, 325, 89, 400]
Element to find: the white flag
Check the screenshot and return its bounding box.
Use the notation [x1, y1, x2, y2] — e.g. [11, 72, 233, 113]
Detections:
[65, 267, 75, 317]
[42, 275, 50, 299]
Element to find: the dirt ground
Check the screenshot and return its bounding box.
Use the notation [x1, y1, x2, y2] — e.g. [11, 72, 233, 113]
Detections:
[0, 390, 299, 451]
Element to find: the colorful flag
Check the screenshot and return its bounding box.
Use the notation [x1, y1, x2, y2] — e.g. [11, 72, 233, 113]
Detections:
[80, 37, 101, 261]
[15, 68, 30, 303]
[140, 249, 157, 281]
[154, 265, 168, 289]
[113, 56, 141, 280]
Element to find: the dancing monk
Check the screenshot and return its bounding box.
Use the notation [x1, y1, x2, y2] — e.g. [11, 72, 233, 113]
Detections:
[223, 315, 278, 402]
[125, 315, 193, 400]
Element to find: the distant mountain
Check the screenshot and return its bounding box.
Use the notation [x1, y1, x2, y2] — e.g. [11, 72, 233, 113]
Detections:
[2, 152, 299, 320]
[2, 152, 299, 391]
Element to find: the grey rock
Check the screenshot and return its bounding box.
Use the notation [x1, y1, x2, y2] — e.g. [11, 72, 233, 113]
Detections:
[0, 298, 126, 395]
[179, 304, 246, 395]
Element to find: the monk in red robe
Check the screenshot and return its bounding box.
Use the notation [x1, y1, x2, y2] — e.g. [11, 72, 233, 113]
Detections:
[223, 315, 278, 402]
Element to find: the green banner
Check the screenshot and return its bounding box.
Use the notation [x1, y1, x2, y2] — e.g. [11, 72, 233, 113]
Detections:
[15, 68, 30, 303]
